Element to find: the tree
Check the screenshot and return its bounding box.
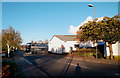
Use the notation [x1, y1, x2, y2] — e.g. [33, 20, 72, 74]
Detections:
[45, 39, 48, 44]
[76, 15, 120, 59]
[2, 26, 22, 57]
[31, 40, 34, 43]
[100, 15, 120, 59]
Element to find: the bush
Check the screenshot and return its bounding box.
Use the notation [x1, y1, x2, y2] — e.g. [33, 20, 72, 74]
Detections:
[93, 52, 102, 59]
[76, 52, 93, 57]
[97, 53, 102, 59]
[2, 61, 17, 78]
[74, 48, 99, 53]
[73, 48, 99, 57]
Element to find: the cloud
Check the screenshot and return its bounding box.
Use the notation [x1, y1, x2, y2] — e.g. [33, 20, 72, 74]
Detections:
[69, 16, 103, 34]
[96, 17, 104, 22]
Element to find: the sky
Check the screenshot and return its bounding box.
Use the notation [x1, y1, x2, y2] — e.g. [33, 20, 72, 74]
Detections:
[1, 0, 120, 2]
[2, 2, 118, 45]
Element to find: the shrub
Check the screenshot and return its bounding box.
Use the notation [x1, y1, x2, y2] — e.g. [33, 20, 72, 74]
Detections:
[97, 53, 102, 59]
[76, 52, 93, 57]
[73, 48, 99, 57]
[74, 48, 99, 53]
[2, 61, 17, 78]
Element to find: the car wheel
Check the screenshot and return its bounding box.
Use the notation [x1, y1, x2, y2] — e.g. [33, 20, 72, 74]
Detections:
[32, 52, 34, 54]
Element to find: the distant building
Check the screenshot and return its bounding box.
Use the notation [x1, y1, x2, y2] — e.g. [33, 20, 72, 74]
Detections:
[48, 35, 78, 54]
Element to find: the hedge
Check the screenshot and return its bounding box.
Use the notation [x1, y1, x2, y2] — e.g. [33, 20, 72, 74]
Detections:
[73, 48, 100, 53]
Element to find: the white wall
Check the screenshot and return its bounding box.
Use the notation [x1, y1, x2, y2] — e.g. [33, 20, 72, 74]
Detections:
[63, 41, 77, 53]
[118, 42, 120, 55]
[48, 36, 77, 54]
[106, 42, 120, 56]
[49, 36, 63, 54]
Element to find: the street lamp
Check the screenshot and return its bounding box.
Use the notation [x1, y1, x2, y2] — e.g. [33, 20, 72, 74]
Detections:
[88, 4, 96, 19]
[88, 4, 97, 59]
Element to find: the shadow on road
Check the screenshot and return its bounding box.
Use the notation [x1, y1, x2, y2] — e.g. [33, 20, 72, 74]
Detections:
[63, 55, 73, 76]
[74, 63, 81, 76]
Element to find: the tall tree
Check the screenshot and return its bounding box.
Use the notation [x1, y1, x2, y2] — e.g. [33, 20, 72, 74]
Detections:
[76, 15, 120, 59]
[2, 26, 22, 57]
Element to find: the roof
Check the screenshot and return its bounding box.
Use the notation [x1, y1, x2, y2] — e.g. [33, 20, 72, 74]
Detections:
[52, 35, 77, 41]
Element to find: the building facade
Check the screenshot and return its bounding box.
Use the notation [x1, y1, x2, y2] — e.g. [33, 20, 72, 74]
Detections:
[48, 35, 78, 54]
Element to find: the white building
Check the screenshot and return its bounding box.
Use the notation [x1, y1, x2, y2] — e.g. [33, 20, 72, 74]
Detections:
[49, 35, 120, 57]
[105, 42, 120, 57]
[48, 35, 78, 54]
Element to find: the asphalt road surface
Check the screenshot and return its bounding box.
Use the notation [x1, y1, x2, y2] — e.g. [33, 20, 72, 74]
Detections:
[14, 50, 120, 78]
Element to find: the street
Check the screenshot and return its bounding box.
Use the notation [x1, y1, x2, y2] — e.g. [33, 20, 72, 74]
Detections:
[14, 50, 120, 78]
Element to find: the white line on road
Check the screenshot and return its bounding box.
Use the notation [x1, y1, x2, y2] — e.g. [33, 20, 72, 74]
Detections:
[114, 73, 120, 76]
[20, 58, 24, 61]
[21, 57, 32, 65]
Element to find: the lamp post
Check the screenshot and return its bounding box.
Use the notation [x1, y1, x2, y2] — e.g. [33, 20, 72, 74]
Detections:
[88, 4, 97, 59]
[88, 4, 96, 19]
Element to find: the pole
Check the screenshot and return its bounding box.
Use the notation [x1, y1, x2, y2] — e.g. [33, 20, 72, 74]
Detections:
[95, 6, 96, 19]
[96, 42, 97, 59]
[94, 6, 97, 59]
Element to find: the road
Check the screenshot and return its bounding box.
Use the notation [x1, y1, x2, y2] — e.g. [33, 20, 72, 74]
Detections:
[14, 50, 120, 78]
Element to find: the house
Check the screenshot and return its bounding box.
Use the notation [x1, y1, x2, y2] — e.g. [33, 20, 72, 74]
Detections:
[48, 35, 78, 54]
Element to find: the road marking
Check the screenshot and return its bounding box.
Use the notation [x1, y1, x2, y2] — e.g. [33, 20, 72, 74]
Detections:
[21, 57, 32, 65]
[114, 73, 120, 76]
[20, 58, 24, 61]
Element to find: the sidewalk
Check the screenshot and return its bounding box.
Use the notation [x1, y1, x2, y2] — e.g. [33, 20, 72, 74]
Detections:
[65, 55, 119, 65]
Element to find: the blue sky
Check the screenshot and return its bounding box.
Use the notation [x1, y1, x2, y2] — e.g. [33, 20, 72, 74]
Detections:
[2, 2, 118, 44]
